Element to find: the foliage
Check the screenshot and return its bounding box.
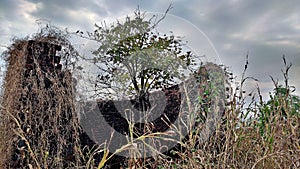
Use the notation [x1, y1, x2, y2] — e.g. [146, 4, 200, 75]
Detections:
[78, 8, 194, 99]
[257, 57, 300, 138]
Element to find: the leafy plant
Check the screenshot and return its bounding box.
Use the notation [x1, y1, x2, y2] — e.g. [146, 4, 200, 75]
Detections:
[77, 7, 195, 102]
[258, 56, 300, 138]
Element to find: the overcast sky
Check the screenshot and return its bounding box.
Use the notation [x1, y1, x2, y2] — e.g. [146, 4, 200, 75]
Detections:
[0, 0, 299, 98]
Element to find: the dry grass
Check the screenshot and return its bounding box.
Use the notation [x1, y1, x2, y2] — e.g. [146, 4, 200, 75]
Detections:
[149, 56, 300, 169]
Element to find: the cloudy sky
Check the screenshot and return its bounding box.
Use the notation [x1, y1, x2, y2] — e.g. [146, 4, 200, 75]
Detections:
[0, 0, 300, 98]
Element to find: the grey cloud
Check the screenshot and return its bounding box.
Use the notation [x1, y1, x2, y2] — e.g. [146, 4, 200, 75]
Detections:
[176, 0, 300, 95]
[26, 0, 104, 13]
[103, 0, 136, 11]
[27, 0, 107, 30]
[0, 0, 21, 19]
[0, 0, 37, 43]
[25, 0, 154, 32]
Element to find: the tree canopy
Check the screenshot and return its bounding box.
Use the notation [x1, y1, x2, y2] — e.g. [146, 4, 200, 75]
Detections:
[77, 8, 195, 100]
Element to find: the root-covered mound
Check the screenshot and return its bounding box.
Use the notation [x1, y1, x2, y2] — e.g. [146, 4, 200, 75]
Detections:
[0, 39, 83, 168]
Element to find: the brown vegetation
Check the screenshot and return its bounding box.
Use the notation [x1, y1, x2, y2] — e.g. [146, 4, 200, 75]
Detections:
[0, 39, 83, 168]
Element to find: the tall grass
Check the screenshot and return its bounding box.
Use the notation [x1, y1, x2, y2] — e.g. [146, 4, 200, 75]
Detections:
[149, 56, 300, 169]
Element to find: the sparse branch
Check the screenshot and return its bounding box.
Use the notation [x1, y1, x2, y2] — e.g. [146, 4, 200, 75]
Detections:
[150, 4, 173, 29]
